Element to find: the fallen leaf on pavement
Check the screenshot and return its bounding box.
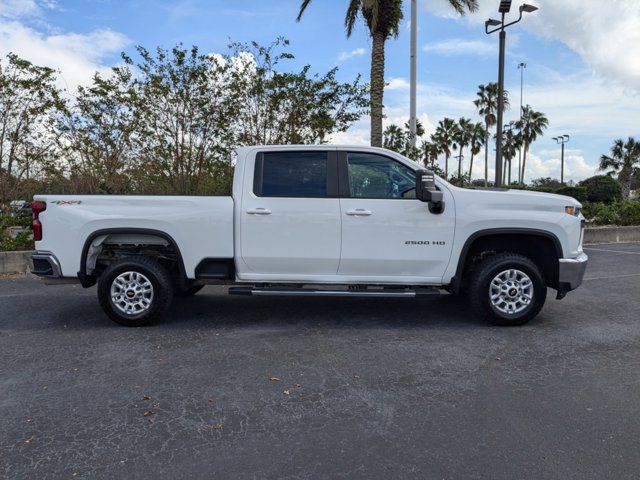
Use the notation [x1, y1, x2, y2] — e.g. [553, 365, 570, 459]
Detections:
[353, 374, 360, 379]
[140, 395, 150, 401]
[283, 389, 291, 396]
[143, 410, 154, 417]
[269, 376, 281, 381]
[294, 384, 301, 388]
[213, 423, 224, 429]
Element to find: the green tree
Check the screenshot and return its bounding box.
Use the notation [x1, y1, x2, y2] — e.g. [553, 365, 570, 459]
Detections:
[501, 128, 522, 185]
[59, 67, 139, 194]
[233, 39, 367, 146]
[382, 119, 424, 158]
[579, 175, 622, 204]
[474, 82, 509, 187]
[433, 117, 457, 178]
[516, 105, 548, 186]
[453, 117, 473, 182]
[467, 121, 485, 183]
[599, 137, 640, 199]
[0, 54, 64, 203]
[297, 0, 477, 147]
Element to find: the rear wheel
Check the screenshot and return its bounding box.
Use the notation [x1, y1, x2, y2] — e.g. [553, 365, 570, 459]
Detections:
[468, 253, 547, 326]
[98, 256, 173, 327]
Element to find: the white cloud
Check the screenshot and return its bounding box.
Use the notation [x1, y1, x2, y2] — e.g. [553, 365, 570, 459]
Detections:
[0, 21, 129, 92]
[423, 38, 496, 57]
[338, 47, 366, 62]
[386, 77, 411, 91]
[425, 0, 640, 91]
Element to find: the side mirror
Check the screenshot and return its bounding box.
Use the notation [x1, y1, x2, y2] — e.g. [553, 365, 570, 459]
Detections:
[416, 169, 445, 214]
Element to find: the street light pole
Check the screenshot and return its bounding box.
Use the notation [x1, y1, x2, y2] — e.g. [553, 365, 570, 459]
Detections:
[486, 2, 538, 187]
[409, 0, 417, 151]
[517, 62, 526, 183]
[553, 135, 570, 185]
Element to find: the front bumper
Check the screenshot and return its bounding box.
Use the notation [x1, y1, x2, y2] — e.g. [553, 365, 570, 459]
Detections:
[557, 252, 588, 297]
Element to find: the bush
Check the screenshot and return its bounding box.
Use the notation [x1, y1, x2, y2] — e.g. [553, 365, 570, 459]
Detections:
[579, 175, 622, 204]
[618, 200, 640, 226]
[581, 200, 640, 226]
[556, 185, 587, 202]
[0, 214, 34, 252]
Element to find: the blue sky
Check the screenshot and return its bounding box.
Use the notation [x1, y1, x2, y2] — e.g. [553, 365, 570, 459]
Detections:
[1, 0, 639, 182]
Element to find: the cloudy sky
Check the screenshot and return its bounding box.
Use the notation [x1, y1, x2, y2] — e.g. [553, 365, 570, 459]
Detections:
[1, 0, 638, 182]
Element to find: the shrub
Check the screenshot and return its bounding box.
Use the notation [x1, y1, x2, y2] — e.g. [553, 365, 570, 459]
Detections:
[556, 185, 587, 202]
[0, 214, 34, 252]
[618, 200, 640, 226]
[579, 175, 622, 204]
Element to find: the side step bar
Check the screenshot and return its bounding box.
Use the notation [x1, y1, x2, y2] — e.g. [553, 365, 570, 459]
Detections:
[228, 286, 442, 298]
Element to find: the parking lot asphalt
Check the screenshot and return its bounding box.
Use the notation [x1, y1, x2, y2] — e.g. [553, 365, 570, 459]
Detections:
[1, 243, 640, 480]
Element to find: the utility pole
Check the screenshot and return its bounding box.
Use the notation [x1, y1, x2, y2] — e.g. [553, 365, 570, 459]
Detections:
[553, 135, 570, 185]
[409, 0, 417, 152]
[486, 1, 538, 187]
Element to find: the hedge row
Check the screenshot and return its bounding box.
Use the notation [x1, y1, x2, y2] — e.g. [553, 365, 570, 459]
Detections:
[582, 200, 640, 226]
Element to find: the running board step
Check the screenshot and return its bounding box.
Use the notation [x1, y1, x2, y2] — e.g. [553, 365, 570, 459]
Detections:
[228, 287, 442, 298]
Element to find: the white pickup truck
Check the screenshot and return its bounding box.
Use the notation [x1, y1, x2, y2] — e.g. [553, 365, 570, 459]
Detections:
[30, 145, 587, 327]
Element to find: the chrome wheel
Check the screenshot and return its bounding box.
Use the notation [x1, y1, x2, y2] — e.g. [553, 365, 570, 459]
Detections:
[110, 271, 154, 316]
[489, 269, 533, 315]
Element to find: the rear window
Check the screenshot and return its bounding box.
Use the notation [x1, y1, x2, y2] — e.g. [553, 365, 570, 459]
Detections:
[256, 151, 328, 197]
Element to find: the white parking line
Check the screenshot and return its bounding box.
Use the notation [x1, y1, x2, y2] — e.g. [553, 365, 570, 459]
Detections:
[584, 247, 640, 255]
[584, 273, 640, 281]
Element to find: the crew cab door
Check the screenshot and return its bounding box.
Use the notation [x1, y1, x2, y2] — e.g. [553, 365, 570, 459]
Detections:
[239, 149, 341, 277]
[337, 151, 455, 281]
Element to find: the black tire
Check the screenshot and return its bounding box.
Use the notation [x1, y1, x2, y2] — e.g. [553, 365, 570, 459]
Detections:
[175, 284, 204, 297]
[97, 256, 174, 327]
[468, 253, 547, 326]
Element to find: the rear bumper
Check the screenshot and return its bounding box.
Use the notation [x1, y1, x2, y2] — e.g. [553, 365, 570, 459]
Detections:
[558, 252, 588, 295]
[30, 251, 62, 277]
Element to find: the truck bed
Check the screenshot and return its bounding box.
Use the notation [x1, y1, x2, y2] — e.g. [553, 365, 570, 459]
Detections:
[33, 195, 234, 278]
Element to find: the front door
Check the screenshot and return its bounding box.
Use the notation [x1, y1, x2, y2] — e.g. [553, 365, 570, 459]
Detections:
[338, 151, 455, 281]
[240, 149, 341, 277]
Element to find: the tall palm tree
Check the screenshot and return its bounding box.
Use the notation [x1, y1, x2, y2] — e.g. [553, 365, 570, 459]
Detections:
[420, 140, 440, 169]
[474, 83, 509, 186]
[501, 128, 522, 185]
[453, 117, 473, 182]
[467, 121, 486, 182]
[434, 117, 456, 178]
[297, 0, 478, 147]
[599, 137, 640, 199]
[516, 105, 548, 185]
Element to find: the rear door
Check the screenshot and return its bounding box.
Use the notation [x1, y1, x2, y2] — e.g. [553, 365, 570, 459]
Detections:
[239, 149, 341, 276]
[338, 151, 455, 281]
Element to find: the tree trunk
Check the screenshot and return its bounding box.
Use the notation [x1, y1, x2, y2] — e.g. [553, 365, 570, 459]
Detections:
[520, 145, 528, 186]
[620, 168, 632, 199]
[370, 31, 386, 147]
[469, 152, 474, 182]
[484, 128, 489, 187]
[458, 147, 464, 181]
[445, 153, 449, 178]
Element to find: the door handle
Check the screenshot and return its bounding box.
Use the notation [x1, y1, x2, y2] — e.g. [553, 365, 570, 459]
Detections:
[246, 208, 272, 215]
[346, 209, 372, 216]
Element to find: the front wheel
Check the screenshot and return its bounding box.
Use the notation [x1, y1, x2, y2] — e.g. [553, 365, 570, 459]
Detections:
[468, 253, 547, 326]
[97, 256, 174, 327]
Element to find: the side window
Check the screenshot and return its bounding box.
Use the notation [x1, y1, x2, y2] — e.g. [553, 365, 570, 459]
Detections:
[256, 151, 328, 197]
[347, 153, 416, 199]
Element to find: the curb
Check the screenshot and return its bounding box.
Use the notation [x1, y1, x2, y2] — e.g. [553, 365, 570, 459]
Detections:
[0, 250, 32, 275]
[583, 226, 640, 245]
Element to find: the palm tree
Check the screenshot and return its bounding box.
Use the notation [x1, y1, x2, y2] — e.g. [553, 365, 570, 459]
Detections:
[516, 105, 548, 185]
[420, 140, 440, 169]
[501, 128, 522, 185]
[297, 0, 478, 147]
[434, 118, 456, 178]
[599, 137, 640, 199]
[474, 83, 509, 186]
[453, 117, 473, 182]
[468, 122, 486, 182]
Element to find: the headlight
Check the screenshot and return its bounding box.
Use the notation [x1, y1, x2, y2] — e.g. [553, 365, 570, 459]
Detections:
[565, 206, 581, 216]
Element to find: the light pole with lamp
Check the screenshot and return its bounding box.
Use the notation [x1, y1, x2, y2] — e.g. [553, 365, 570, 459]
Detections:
[409, 0, 418, 152]
[517, 62, 526, 183]
[485, 1, 538, 187]
[553, 135, 570, 185]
